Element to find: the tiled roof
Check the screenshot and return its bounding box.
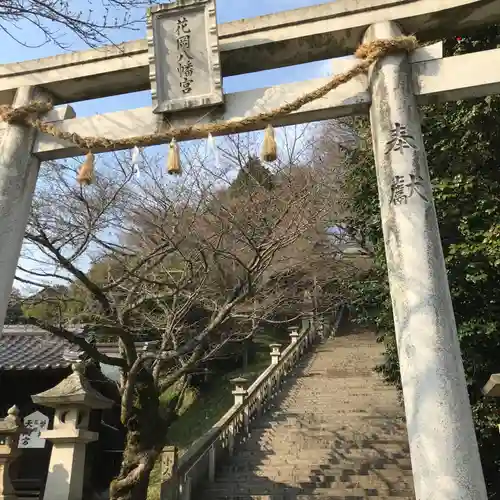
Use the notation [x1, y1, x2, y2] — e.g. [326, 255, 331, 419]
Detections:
[0, 325, 77, 370]
[0, 325, 157, 371]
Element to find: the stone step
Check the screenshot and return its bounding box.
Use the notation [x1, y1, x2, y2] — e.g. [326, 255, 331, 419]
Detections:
[204, 484, 366, 494]
[220, 458, 412, 473]
[246, 430, 408, 438]
[250, 420, 406, 431]
[239, 445, 408, 454]
[273, 383, 394, 389]
[245, 428, 408, 438]
[206, 496, 413, 500]
[231, 452, 410, 464]
[212, 473, 413, 489]
[217, 470, 413, 483]
[225, 462, 409, 472]
[220, 460, 413, 474]
[230, 446, 410, 461]
[204, 484, 414, 498]
[238, 445, 410, 456]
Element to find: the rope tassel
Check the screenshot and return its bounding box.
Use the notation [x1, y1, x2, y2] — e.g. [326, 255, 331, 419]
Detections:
[167, 138, 182, 175]
[131, 145, 141, 178]
[207, 133, 221, 170]
[76, 152, 95, 185]
[261, 124, 278, 162]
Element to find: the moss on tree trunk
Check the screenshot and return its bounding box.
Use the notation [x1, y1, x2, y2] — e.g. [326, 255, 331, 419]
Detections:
[110, 371, 167, 500]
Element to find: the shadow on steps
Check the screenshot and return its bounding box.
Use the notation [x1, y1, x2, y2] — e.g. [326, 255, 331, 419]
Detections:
[334, 311, 377, 339]
[197, 321, 414, 500]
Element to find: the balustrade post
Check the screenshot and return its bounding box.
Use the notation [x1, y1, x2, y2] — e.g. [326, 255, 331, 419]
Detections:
[231, 377, 249, 430]
[228, 423, 235, 457]
[180, 476, 191, 500]
[288, 326, 300, 361]
[318, 314, 325, 339]
[254, 388, 262, 417]
[243, 405, 250, 437]
[161, 446, 179, 500]
[231, 377, 248, 406]
[307, 315, 315, 344]
[230, 377, 249, 453]
[301, 313, 310, 331]
[208, 445, 216, 482]
[288, 326, 299, 345]
[323, 314, 331, 337]
[270, 344, 281, 365]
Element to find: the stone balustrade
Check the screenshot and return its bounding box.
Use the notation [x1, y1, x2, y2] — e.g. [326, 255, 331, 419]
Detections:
[160, 306, 344, 500]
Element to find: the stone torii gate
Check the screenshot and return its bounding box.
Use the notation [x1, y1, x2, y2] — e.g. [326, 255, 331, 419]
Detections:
[1, 0, 500, 498]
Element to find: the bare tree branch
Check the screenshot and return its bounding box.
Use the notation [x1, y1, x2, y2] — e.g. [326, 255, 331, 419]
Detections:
[0, 0, 154, 50]
[16, 127, 357, 499]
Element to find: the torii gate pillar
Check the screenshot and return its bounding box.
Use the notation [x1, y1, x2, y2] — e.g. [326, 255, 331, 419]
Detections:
[365, 21, 487, 499]
[0, 87, 46, 331]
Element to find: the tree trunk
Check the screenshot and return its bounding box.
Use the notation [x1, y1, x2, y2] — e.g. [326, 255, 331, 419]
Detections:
[109, 370, 167, 500]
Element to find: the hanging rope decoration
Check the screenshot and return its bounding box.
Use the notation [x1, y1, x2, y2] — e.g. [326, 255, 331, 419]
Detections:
[261, 124, 278, 162]
[167, 138, 182, 175]
[207, 133, 221, 170]
[76, 151, 95, 185]
[0, 36, 418, 184]
[131, 145, 141, 178]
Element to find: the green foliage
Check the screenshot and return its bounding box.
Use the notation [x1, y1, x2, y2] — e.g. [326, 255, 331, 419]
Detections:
[22, 285, 73, 323]
[229, 156, 275, 195]
[342, 28, 500, 495]
[5, 290, 25, 324]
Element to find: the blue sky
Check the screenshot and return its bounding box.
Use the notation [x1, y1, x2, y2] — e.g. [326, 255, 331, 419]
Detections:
[3, 0, 336, 293]
[1, 0, 333, 117]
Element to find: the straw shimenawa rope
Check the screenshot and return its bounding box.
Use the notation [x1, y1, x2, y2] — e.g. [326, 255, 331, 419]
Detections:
[0, 36, 418, 151]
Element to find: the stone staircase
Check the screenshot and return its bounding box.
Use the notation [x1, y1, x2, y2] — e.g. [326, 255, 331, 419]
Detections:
[202, 323, 415, 499]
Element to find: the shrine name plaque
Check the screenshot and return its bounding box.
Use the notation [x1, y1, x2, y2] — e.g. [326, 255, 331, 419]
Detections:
[147, 0, 224, 114]
[18, 411, 49, 449]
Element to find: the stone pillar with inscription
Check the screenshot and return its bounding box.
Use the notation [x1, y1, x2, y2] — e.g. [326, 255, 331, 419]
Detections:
[160, 446, 179, 500]
[364, 21, 487, 500]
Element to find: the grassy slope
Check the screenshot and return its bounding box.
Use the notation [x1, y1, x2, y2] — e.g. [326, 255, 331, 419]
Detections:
[147, 330, 289, 500]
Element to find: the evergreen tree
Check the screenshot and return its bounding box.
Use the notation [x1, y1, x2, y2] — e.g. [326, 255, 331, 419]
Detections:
[5, 290, 24, 324]
[230, 156, 275, 195]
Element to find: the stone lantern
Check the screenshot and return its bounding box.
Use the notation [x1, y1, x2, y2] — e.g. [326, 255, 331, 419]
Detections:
[32, 363, 113, 500]
[0, 406, 25, 500]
